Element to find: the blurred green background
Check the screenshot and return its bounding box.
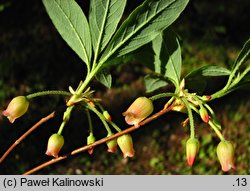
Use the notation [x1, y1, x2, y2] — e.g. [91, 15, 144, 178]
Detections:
[0, 0, 249, 174]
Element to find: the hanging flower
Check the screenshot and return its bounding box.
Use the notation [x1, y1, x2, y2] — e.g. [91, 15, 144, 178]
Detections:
[216, 140, 235, 172]
[2, 96, 29, 123]
[106, 133, 117, 153]
[117, 134, 135, 158]
[122, 97, 153, 126]
[186, 138, 199, 166]
[87, 133, 96, 155]
[45, 133, 64, 158]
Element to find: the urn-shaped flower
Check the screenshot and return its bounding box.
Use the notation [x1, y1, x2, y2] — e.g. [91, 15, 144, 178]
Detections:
[216, 140, 235, 172]
[122, 97, 153, 126]
[46, 133, 64, 158]
[2, 96, 29, 123]
[106, 134, 118, 153]
[117, 134, 135, 158]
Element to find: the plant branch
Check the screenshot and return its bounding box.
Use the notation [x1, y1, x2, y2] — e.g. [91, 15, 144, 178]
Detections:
[23, 104, 174, 175]
[0, 112, 55, 163]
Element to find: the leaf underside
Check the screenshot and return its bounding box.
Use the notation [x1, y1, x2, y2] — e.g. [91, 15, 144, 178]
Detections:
[186, 65, 231, 78]
[101, 0, 189, 64]
[89, 0, 127, 54]
[95, 70, 112, 88]
[42, 0, 92, 66]
[144, 75, 168, 93]
[152, 28, 182, 87]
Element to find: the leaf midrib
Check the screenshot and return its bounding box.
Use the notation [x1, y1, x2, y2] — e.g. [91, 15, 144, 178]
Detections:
[163, 38, 180, 84]
[94, 0, 111, 59]
[54, 0, 90, 65]
[100, 0, 177, 64]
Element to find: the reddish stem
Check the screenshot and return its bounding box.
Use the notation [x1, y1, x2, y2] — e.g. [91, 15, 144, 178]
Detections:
[24, 105, 174, 175]
[0, 112, 55, 163]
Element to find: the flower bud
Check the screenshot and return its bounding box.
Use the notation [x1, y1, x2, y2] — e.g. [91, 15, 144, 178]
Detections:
[117, 134, 135, 158]
[106, 133, 117, 153]
[216, 140, 235, 172]
[186, 138, 199, 166]
[87, 133, 96, 155]
[122, 97, 153, 126]
[46, 133, 64, 158]
[201, 95, 211, 101]
[2, 96, 29, 123]
[103, 111, 112, 121]
[199, 107, 210, 123]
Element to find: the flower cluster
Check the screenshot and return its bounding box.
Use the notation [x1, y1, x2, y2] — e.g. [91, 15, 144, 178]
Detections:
[185, 137, 235, 171]
[1, 93, 236, 172]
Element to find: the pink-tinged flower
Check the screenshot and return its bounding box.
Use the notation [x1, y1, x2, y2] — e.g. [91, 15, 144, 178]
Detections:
[103, 111, 112, 121]
[199, 107, 210, 123]
[46, 133, 64, 158]
[106, 133, 117, 153]
[122, 97, 153, 126]
[216, 140, 235, 172]
[2, 96, 29, 123]
[186, 138, 199, 166]
[87, 133, 96, 155]
[117, 134, 135, 158]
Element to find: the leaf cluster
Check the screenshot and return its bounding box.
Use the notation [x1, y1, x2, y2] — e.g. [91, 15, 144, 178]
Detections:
[42, 0, 189, 89]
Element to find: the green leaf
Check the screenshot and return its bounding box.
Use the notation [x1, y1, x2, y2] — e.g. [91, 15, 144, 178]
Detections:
[186, 65, 231, 78]
[152, 29, 182, 86]
[42, 0, 92, 66]
[144, 75, 168, 93]
[100, 0, 189, 64]
[152, 33, 163, 74]
[95, 70, 112, 88]
[232, 38, 250, 70]
[89, 0, 127, 55]
[164, 30, 182, 85]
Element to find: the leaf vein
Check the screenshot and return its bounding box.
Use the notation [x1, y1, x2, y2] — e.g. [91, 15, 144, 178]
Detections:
[54, 0, 90, 64]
